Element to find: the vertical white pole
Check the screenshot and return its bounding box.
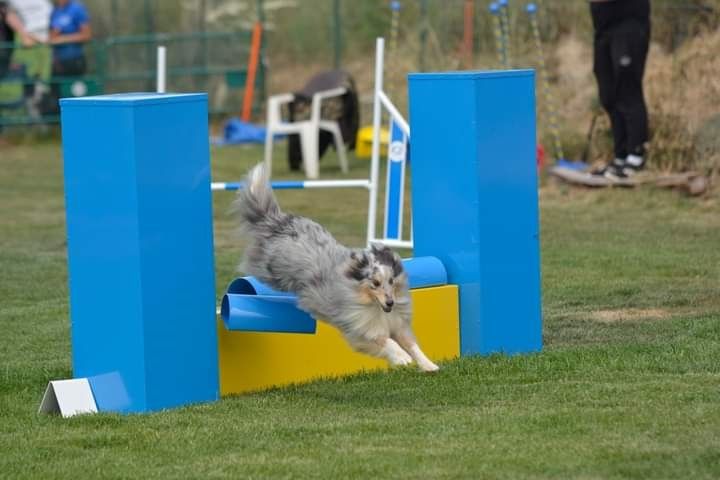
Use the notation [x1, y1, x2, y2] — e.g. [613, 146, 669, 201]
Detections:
[367, 37, 384, 247]
[156, 45, 167, 94]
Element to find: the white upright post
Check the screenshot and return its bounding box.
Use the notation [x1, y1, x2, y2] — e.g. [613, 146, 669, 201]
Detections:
[156, 45, 167, 94]
[366, 37, 385, 247]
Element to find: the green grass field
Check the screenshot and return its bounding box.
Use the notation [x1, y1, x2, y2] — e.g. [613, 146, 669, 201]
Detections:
[1, 143, 719, 479]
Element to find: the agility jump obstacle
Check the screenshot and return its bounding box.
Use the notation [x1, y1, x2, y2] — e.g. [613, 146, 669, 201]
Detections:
[43, 67, 541, 416]
[211, 38, 412, 251]
[218, 257, 458, 396]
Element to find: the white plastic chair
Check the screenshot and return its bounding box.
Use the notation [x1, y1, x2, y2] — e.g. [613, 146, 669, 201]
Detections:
[264, 87, 349, 179]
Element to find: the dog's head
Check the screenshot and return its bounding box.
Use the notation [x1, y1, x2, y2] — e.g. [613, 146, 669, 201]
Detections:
[345, 244, 407, 313]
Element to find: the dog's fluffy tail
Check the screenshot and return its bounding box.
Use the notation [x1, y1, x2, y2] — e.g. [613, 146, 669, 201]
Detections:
[233, 163, 281, 231]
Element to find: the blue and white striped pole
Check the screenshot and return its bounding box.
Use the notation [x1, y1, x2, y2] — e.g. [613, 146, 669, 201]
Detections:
[489, 3, 507, 69]
[211, 179, 371, 192]
[499, 0, 512, 68]
[527, 2, 564, 163]
[383, 119, 408, 242]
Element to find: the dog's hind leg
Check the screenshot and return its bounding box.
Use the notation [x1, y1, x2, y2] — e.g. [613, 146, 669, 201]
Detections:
[392, 328, 440, 373]
[348, 336, 413, 367]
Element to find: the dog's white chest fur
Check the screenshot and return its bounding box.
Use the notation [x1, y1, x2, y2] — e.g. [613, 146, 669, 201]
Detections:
[346, 304, 407, 339]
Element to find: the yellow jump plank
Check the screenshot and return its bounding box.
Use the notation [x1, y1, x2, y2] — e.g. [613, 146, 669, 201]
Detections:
[218, 285, 459, 396]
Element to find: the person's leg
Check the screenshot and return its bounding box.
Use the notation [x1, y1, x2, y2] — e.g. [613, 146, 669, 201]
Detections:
[592, 29, 627, 173]
[611, 19, 650, 172]
[54, 56, 86, 76]
[47, 56, 87, 114]
[47, 59, 64, 115]
[62, 56, 87, 76]
[608, 108, 629, 161]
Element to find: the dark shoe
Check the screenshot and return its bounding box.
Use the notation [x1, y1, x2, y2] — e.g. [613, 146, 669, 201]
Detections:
[619, 155, 645, 177]
[602, 164, 629, 181]
[591, 157, 625, 176]
[605, 158, 646, 184]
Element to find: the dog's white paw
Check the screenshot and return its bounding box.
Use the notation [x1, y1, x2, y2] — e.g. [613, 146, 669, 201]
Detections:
[418, 361, 440, 373]
[390, 352, 413, 366]
[383, 338, 413, 366]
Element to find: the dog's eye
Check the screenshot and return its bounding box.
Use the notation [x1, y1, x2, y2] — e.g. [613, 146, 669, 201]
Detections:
[372, 280, 380, 288]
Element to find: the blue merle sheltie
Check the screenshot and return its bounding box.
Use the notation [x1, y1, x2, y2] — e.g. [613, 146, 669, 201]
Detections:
[233, 164, 439, 372]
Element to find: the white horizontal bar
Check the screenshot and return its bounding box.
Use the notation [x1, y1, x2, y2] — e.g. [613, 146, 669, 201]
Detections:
[378, 91, 410, 137]
[303, 179, 371, 189]
[211, 179, 372, 192]
[371, 238, 414, 249]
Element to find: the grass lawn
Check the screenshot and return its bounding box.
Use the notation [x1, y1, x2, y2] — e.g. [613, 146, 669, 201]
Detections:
[1, 142, 719, 479]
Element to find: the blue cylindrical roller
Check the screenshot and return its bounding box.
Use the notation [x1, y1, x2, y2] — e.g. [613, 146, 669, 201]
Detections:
[221, 294, 316, 333]
[221, 256, 447, 333]
[226, 276, 293, 297]
[402, 256, 447, 288]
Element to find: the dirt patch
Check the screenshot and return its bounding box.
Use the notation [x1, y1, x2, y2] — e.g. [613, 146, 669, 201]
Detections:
[589, 308, 671, 323]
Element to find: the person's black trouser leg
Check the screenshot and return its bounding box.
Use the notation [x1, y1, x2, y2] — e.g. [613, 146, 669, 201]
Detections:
[594, 31, 627, 160]
[611, 22, 649, 157]
[593, 19, 650, 160]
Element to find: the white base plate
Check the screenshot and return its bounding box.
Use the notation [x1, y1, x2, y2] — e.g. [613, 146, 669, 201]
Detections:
[39, 378, 98, 418]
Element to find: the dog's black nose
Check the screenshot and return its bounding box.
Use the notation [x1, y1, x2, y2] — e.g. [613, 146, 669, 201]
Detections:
[386, 300, 394, 308]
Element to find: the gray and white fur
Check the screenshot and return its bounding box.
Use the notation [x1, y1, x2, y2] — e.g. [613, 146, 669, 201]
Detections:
[233, 164, 439, 372]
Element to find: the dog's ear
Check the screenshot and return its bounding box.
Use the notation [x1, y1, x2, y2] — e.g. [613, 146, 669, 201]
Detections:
[370, 242, 390, 258]
[346, 251, 369, 282]
[370, 243, 403, 277]
[389, 253, 404, 277]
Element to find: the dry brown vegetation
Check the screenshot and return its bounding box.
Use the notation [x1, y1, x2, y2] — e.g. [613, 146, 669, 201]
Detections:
[218, 1, 720, 181]
[552, 28, 720, 175]
[268, 28, 720, 179]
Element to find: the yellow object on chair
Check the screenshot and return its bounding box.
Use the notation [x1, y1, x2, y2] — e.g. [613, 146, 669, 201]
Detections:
[218, 285, 460, 396]
[355, 125, 389, 159]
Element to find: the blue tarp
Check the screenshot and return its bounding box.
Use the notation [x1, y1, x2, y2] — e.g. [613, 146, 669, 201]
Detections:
[556, 159, 589, 171]
[213, 117, 281, 146]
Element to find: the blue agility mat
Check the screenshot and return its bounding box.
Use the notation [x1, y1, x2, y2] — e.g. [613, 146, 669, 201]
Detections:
[213, 117, 284, 146]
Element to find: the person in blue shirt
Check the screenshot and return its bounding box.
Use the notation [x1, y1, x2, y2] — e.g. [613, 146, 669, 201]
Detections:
[42, 0, 90, 114]
[48, 0, 90, 77]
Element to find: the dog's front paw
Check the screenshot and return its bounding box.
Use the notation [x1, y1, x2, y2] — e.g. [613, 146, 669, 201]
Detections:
[389, 351, 413, 367]
[418, 361, 440, 373]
